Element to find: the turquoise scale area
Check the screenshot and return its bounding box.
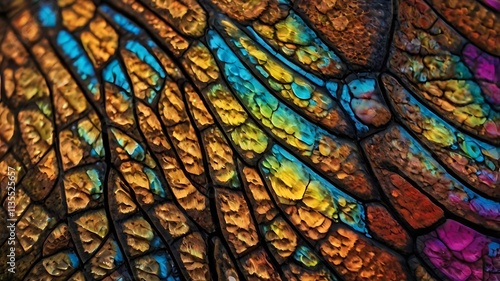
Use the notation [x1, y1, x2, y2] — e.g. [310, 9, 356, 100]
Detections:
[0, 0, 499, 280]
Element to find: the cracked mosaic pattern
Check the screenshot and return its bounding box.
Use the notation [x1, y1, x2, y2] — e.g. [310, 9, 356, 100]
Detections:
[0, 0, 498, 280]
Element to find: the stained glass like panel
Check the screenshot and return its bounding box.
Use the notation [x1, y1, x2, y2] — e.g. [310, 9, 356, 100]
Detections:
[0, 0, 499, 280]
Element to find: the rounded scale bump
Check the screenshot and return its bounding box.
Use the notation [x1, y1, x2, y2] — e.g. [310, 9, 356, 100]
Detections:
[209, 0, 269, 21]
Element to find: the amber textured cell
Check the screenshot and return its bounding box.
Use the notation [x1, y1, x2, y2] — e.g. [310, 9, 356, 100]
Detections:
[59, 0, 96, 31]
[130, 0, 206, 37]
[182, 42, 220, 88]
[203, 127, 240, 188]
[320, 226, 409, 281]
[18, 149, 58, 200]
[296, 0, 392, 69]
[31, 40, 90, 126]
[81, 16, 118, 67]
[88, 238, 122, 279]
[72, 209, 109, 258]
[366, 203, 412, 253]
[215, 188, 259, 255]
[2, 0, 500, 280]
[240, 165, 279, 223]
[136, 102, 213, 231]
[11, 10, 41, 44]
[184, 83, 214, 129]
[371, 170, 444, 230]
[262, 216, 298, 263]
[209, 0, 269, 21]
[178, 233, 211, 281]
[241, 249, 283, 281]
[428, 0, 500, 56]
[42, 223, 72, 256]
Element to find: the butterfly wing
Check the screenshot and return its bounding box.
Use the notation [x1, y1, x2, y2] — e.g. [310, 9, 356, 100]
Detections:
[0, 0, 499, 280]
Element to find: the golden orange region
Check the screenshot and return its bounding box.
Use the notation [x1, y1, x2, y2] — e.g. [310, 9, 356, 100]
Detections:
[262, 153, 309, 202]
[9, 188, 30, 218]
[320, 226, 409, 281]
[241, 249, 282, 281]
[59, 130, 85, 170]
[158, 80, 206, 181]
[0, 104, 15, 155]
[136, 102, 209, 219]
[122, 217, 154, 254]
[206, 84, 248, 127]
[159, 80, 188, 126]
[89, 238, 120, 278]
[43, 224, 71, 256]
[63, 169, 101, 213]
[182, 42, 220, 87]
[152, 47, 185, 80]
[129, 0, 206, 37]
[285, 206, 331, 240]
[111, 174, 138, 216]
[5, 65, 49, 104]
[11, 10, 41, 43]
[169, 122, 205, 177]
[32, 40, 89, 125]
[16, 205, 54, 252]
[121, 49, 161, 101]
[216, 189, 259, 255]
[119, 162, 156, 206]
[411, 260, 437, 281]
[1, 30, 29, 65]
[18, 109, 53, 164]
[204, 127, 239, 188]
[2, 31, 49, 106]
[241, 166, 279, 223]
[210, 0, 268, 21]
[264, 217, 298, 261]
[31, 251, 78, 278]
[81, 16, 118, 67]
[77, 112, 105, 157]
[21, 149, 58, 200]
[74, 209, 109, 254]
[136, 101, 171, 149]
[179, 233, 210, 281]
[59, 0, 95, 31]
[285, 263, 333, 281]
[259, 0, 288, 24]
[184, 83, 214, 129]
[154, 203, 190, 238]
[104, 83, 135, 129]
[204, 83, 269, 161]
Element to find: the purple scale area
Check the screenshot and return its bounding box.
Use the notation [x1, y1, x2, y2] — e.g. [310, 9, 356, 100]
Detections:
[418, 220, 500, 281]
[483, 0, 500, 11]
[463, 44, 500, 109]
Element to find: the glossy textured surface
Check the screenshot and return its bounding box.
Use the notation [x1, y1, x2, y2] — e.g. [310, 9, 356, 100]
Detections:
[0, 0, 498, 280]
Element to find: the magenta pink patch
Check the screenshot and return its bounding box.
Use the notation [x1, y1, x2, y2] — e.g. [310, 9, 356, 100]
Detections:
[463, 44, 500, 107]
[419, 220, 500, 280]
